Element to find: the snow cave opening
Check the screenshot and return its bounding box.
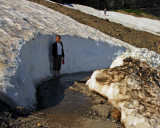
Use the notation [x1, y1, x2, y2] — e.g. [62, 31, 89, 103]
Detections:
[9, 34, 126, 108]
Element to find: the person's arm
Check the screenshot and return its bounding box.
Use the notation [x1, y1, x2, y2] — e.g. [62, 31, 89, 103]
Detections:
[61, 42, 65, 58]
[52, 43, 56, 58]
[62, 48, 65, 58]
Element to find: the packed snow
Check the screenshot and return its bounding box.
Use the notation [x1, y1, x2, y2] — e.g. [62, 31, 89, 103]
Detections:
[0, 0, 129, 108]
[64, 3, 160, 36]
[111, 48, 160, 71]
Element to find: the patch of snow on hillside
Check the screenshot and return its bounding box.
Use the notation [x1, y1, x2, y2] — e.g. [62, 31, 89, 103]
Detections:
[64, 4, 160, 36]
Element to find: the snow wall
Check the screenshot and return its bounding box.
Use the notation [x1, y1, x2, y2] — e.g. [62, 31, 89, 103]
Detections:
[5, 34, 126, 109]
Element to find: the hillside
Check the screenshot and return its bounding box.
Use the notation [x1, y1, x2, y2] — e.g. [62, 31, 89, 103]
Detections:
[52, 0, 160, 17]
[29, 0, 160, 54]
[0, 0, 160, 127]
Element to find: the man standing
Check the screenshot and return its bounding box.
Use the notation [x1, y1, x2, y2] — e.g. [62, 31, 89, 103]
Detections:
[104, 8, 107, 15]
[52, 35, 65, 77]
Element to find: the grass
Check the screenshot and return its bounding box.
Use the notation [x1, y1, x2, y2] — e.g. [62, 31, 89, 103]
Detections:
[115, 9, 147, 15]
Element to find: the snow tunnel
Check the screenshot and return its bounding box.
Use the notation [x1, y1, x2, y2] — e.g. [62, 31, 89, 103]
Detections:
[8, 34, 126, 108]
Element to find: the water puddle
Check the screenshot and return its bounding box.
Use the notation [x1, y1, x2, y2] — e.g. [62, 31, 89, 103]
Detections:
[36, 72, 93, 127]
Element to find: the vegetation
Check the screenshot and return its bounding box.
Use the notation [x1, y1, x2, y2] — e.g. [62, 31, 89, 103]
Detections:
[115, 9, 147, 15]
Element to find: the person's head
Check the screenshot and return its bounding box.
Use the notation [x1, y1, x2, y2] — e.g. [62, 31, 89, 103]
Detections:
[56, 35, 61, 43]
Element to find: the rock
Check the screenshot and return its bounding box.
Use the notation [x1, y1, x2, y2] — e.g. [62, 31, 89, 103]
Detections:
[37, 123, 42, 127]
[99, 99, 105, 104]
[1, 122, 8, 127]
[117, 33, 121, 36]
[123, 57, 133, 62]
[92, 104, 110, 117]
[139, 72, 142, 77]
[15, 106, 30, 115]
[105, 19, 109, 22]
[112, 120, 117, 123]
[111, 108, 121, 121]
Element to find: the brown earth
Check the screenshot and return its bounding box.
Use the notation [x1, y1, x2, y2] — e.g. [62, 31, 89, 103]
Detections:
[28, 0, 160, 54]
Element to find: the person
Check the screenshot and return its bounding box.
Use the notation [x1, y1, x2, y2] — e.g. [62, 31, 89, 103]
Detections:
[104, 8, 107, 15]
[52, 35, 65, 77]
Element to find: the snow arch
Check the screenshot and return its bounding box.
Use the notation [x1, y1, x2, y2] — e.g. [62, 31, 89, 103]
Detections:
[8, 34, 126, 108]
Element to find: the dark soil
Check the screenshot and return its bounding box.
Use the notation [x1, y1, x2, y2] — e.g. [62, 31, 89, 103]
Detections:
[28, 0, 160, 54]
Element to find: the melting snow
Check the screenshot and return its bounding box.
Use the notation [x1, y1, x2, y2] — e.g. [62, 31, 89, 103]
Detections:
[0, 0, 160, 112]
[64, 3, 160, 36]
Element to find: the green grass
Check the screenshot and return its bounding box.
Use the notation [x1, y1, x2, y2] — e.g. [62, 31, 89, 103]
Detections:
[115, 9, 147, 15]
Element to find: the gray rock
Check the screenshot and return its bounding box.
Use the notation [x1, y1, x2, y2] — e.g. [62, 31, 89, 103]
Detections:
[15, 106, 30, 115]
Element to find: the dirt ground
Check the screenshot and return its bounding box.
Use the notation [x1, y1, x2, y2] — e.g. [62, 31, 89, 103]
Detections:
[28, 0, 160, 54]
[0, 73, 123, 128]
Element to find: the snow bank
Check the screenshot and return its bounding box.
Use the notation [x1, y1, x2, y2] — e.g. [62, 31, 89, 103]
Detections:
[0, 0, 129, 108]
[87, 58, 160, 128]
[111, 48, 160, 70]
[61, 35, 126, 73]
[64, 4, 160, 36]
[8, 34, 125, 108]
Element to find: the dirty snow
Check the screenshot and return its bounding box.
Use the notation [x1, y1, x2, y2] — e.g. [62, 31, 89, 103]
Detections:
[87, 58, 160, 128]
[111, 48, 160, 71]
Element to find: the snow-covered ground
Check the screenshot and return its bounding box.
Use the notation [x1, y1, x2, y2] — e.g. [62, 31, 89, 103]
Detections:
[64, 3, 160, 36]
[0, 0, 160, 112]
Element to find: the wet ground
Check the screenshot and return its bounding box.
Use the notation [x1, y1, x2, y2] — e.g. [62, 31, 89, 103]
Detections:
[36, 72, 93, 127]
[0, 72, 123, 128]
[37, 72, 92, 109]
[35, 72, 122, 128]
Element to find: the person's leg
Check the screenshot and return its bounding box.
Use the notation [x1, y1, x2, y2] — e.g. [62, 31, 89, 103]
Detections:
[53, 57, 59, 77]
[57, 56, 62, 76]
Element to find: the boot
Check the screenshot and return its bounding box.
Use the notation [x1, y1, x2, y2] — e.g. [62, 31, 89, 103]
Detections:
[57, 71, 60, 77]
[55, 71, 59, 77]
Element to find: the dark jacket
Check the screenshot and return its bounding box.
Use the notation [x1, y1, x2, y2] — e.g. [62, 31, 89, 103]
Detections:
[52, 41, 65, 58]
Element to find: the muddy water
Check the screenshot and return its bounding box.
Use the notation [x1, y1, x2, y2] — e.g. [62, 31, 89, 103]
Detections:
[37, 72, 94, 127]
